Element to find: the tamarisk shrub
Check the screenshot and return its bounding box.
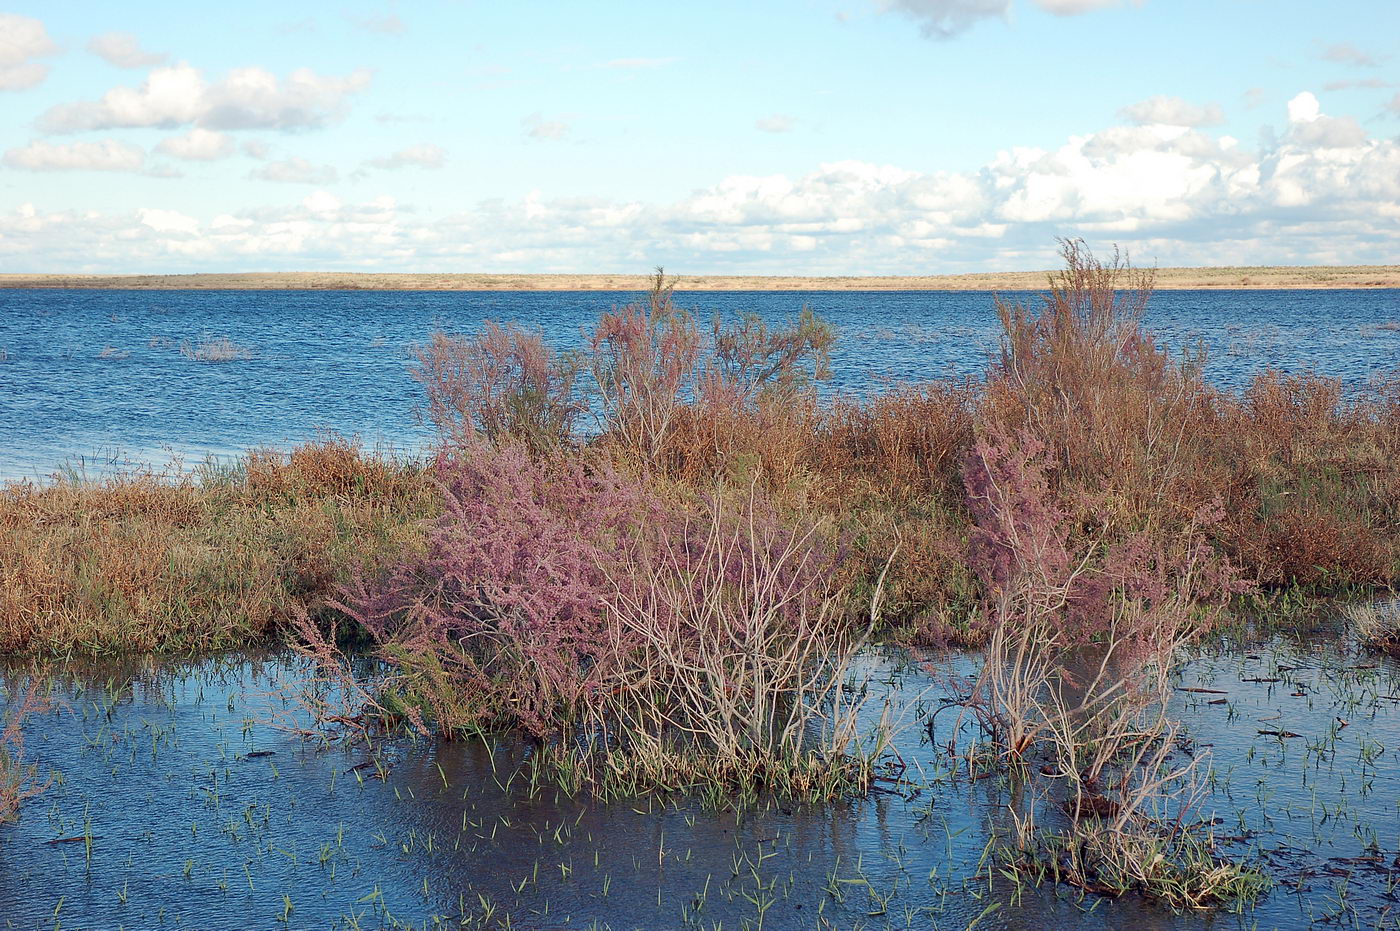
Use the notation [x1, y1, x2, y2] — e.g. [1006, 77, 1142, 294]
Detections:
[333, 443, 658, 736]
[413, 323, 582, 453]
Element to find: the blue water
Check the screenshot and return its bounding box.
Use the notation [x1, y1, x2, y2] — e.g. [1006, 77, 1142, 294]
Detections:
[2, 288, 1398, 480]
[6, 626, 1400, 929]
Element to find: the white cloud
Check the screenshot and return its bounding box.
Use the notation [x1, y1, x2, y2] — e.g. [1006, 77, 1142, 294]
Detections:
[1287, 91, 1320, 123]
[756, 114, 797, 133]
[87, 32, 167, 69]
[523, 112, 570, 140]
[3, 139, 146, 172]
[39, 63, 372, 133]
[301, 190, 343, 216]
[139, 208, 198, 234]
[3, 93, 1396, 273]
[1284, 92, 1366, 148]
[0, 14, 57, 91]
[364, 143, 445, 170]
[1119, 95, 1224, 128]
[155, 128, 235, 161]
[249, 157, 339, 183]
[885, 0, 1134, 37]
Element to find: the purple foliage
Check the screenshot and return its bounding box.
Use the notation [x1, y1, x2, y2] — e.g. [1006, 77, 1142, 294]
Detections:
[963, 423, 1247, 647]
[335, 444, 658, 735]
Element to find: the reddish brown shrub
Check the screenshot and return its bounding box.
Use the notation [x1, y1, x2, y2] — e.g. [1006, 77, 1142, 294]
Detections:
[413, 323, 582, 452]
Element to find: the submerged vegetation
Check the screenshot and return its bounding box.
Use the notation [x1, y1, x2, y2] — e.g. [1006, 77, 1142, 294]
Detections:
[2, 242, 1398, 914]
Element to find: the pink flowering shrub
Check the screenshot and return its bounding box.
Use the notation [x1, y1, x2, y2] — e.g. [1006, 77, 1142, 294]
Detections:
[963, 421, 1247, 651]
[334, 444, 659, 736]
[330, 442, 876, 786]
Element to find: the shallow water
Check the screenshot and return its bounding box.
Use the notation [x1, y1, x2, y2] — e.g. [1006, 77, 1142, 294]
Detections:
[1, 287, 1398, 480]
[4, 622, 1400, 929]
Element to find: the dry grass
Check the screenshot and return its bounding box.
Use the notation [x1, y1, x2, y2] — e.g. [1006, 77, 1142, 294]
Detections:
[0, 437, 435, 654]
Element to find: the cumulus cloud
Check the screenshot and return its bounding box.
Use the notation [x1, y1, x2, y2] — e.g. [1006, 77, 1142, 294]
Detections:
[523, 112, 570, 140]
[38, 63, 372, 133]
[249, 157, 339, 183]
[364, 143, 445, 170]
[0, 14, 57, 91]
[1119, 95, 1224, 127]
[1321, 42, 1377, 68]
[1282, 92, 1367, 148]
[4, 93, 1396, 273]
[87, 32, 167, 69]
[756, 114, 797, 133]
[155, 128, 235, 161]
[886, 0, 1133, 38]
[3, 139, 146, 172]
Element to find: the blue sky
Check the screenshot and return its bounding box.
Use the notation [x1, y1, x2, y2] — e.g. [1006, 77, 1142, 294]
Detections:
[0, 0, 1397, 273]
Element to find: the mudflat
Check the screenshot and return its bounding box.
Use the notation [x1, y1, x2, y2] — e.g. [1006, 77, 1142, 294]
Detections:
[2, 265, 1398, 291]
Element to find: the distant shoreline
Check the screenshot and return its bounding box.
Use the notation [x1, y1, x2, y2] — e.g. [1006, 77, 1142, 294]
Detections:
[2, 266, 1398, 291]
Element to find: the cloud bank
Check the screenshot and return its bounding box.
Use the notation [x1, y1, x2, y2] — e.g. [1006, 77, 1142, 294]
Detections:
[38, 64, 372, 133]
[2, 93, 1395, 273]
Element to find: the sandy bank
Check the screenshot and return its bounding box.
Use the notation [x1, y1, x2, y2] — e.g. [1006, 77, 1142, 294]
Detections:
[2, 266, 1398, 291]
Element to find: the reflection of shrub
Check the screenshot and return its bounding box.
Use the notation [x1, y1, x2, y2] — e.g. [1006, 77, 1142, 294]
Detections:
[181, 337, 252, 362]
[1, 681, 48, 822]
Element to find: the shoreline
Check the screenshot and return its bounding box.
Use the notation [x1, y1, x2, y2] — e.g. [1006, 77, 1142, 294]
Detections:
[2, 265, 1399, 291]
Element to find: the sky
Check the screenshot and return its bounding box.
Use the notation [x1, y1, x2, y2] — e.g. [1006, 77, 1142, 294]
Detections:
[0, 0, 1397, 274]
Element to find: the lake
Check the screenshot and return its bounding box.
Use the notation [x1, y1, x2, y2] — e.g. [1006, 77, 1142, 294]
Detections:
[2, 288, 1398, 480]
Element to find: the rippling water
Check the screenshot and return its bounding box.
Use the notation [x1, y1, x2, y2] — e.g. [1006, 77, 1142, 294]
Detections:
[4, 624, 1399, 929]
[2, 288, 1397, 480]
